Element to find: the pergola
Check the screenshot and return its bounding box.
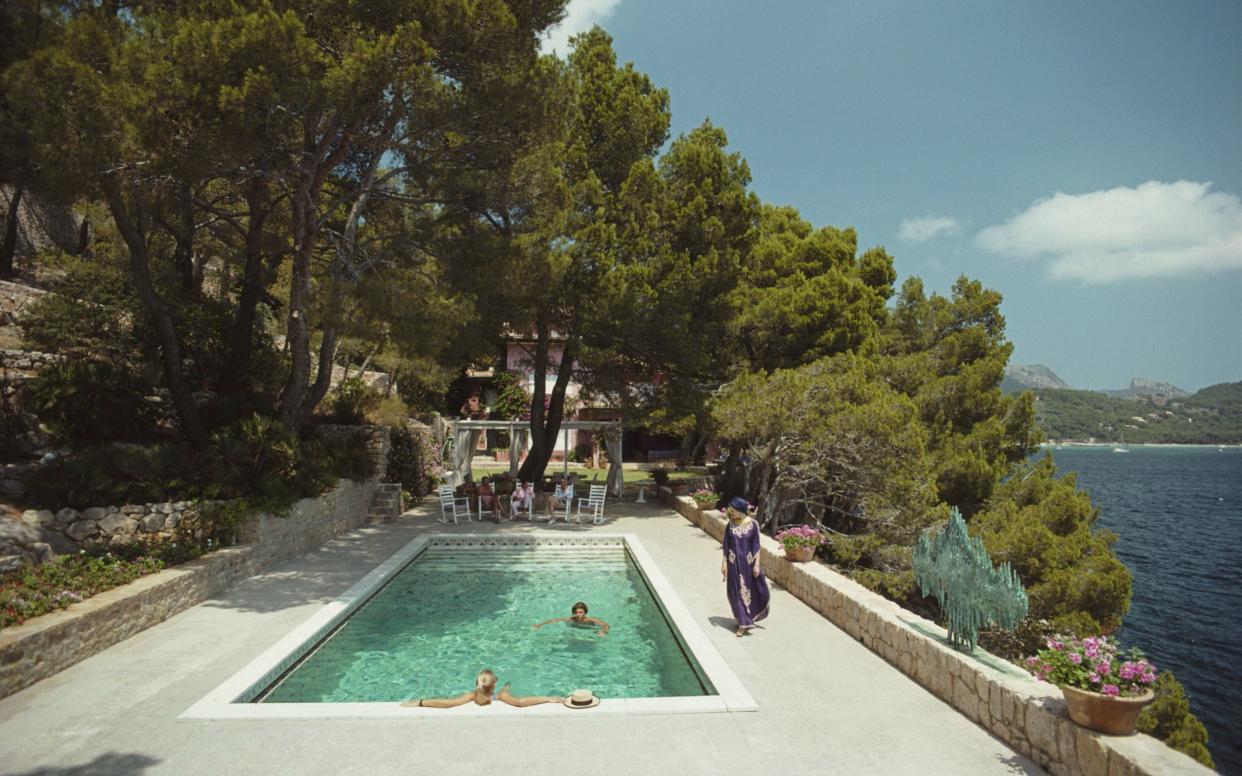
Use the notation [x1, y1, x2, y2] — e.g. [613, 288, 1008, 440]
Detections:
[446, 419, 625, 497]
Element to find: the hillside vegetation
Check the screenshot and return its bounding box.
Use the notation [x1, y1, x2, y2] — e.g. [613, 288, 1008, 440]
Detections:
[1033, 382, 1242, 444]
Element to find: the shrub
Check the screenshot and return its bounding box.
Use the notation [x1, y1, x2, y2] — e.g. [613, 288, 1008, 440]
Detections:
[327, 377, 379, 424]
[972, 456, 1132, 636]
[1136, 672, 1215, 768]
[26, 414, 374, 513]
[489, 371, 529, 420]
[205, 414, 300, 500]
[21, 360, 158, 444]
[387, 425, 441, 497]
[26, 444, 198, 508]
[368, 394, 410, 426]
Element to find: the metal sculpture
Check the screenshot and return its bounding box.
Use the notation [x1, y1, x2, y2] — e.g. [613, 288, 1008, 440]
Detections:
[913, 507, 1028, 651]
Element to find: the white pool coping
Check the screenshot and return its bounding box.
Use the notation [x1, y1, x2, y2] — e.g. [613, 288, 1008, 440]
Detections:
[181, 533, 756, 719]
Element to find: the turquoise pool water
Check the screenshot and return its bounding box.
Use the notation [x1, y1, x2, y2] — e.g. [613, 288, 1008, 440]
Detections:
[257, 544, 714, 702]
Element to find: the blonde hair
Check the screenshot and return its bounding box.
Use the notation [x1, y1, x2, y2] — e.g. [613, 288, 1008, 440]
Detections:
[474, 669, 498, 705]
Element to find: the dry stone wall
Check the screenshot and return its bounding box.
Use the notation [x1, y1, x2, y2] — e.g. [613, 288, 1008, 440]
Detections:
[0, 478, 377, 699]
[20, 500, 215, 550]
[662, 489, 1212, 776]
[316, 423, 392, 481]
[0, 348, 62, 371]
[0, 280, 49, 326]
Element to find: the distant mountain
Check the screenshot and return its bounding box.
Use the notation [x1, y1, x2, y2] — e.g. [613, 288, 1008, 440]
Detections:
[1002, 364, 1071, 393]
[1030, 381, 1242, 444]
[1101, 378, 1190, 400]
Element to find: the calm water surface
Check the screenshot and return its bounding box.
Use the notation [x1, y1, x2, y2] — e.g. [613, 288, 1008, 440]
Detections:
[1046, 445, 1241, 774]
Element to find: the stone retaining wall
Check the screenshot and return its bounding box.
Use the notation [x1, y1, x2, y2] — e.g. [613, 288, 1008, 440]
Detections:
[0, 280, 49, 325]
[662, 489, 1211, 776]
[0, 478, 376, 700]
[17, 500, 217, 555]
[0, 348, 63, 371]
[315, 423, 391, 481]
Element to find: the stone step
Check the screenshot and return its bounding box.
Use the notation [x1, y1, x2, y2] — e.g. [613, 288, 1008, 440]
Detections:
[365, 483, 403, 526]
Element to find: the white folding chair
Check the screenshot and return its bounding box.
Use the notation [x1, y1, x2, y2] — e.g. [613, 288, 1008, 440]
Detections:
[575, 484, 608, 525]
[437, 484, 472, 524]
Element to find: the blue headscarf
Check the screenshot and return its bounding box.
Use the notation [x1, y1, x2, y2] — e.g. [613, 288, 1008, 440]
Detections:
[729, 496, 749, 513]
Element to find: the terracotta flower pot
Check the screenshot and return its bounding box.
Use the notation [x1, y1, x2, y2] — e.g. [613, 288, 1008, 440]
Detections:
[1060, 685, 1154, 735]
[784, 545, 815, 562]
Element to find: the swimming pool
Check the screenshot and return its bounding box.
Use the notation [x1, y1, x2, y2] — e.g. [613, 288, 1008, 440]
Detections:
[183, 534, 755, 717]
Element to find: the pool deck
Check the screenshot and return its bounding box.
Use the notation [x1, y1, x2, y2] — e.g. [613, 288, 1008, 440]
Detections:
[0, 498, 1042, 776]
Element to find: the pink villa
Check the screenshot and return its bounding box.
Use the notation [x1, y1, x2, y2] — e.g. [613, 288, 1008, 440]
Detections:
[457, 333, 677, 463]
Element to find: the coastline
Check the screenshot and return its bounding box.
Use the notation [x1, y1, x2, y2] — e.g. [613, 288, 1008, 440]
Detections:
[1040, 441, 1240, 448]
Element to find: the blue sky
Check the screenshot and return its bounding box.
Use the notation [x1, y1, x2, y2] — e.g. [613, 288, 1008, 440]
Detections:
[542, 0, 1242, 392]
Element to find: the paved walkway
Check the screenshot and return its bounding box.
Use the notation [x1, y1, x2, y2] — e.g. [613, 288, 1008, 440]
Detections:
[0, 498, 1042, 776]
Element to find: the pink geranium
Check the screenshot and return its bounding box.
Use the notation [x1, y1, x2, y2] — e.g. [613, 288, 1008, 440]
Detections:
[1024, 635, 1158, 698]
[775, 525, 828, 551]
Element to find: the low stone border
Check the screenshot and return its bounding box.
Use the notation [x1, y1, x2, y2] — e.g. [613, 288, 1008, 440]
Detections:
[0, 348, 63, 371]
[0, 479, 377, 700]
[662, 489, 1211, 776]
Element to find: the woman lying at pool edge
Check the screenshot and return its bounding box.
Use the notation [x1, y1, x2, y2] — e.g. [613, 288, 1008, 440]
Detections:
[401, 669, 564, 708]
[532, 601, 610, 636]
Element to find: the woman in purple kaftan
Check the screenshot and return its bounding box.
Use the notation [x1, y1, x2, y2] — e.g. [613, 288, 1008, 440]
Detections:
[721, 497, 770, 636]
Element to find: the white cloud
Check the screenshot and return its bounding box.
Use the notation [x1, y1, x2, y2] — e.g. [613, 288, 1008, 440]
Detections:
[540, 0, 623, 56]
[899, 215, 960, 243]
[976, 180, 1242, 282]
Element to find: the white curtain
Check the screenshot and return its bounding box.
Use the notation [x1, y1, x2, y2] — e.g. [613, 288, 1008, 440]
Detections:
[508, 427, 527, 477]
[604, 428, 624, 498]
[451, 426, 480, 486]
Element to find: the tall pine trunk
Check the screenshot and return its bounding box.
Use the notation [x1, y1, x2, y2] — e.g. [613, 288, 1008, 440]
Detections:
[516, 317, 577, 484]
[102, 179, 209, 446]
[277, 143, 321, 432]
[219, 179, 272, 394]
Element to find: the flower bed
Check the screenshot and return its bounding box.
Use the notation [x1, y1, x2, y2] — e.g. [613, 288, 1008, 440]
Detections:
[0, 536, 216, 629]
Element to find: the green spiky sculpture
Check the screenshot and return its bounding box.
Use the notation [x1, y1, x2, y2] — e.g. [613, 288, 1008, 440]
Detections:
[913, 507, 1028, 652]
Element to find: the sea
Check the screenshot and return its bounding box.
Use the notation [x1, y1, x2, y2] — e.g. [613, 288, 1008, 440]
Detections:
[1041, 445, 1241, 774]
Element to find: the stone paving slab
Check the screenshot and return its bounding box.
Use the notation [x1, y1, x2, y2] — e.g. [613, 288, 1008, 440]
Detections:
[0, 499, 1042, 776]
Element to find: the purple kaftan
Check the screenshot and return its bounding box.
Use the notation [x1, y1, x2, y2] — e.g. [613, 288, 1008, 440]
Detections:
[723, 518, 770, 630]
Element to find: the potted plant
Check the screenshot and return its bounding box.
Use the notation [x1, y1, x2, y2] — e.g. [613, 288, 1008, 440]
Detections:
[774, 525, 827, 562]
[1024, 635, 1157, 734]
[690, 487, 719, 509]
[651, 469, 670, 489]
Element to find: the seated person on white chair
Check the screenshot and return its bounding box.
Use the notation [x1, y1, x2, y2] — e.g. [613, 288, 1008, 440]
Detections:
[510, 480, 534, 519]
[547, 476, 574, 518]
[477, 477, 500, 523]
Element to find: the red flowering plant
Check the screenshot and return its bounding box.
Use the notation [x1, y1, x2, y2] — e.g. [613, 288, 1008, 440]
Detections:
[1023, 635, 1157, 697]
[774, 525, 828, 552]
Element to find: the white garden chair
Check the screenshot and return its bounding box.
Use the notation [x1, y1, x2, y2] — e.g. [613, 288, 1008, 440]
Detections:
[437, 484, 473, 524]
[575, 484, 608, 525]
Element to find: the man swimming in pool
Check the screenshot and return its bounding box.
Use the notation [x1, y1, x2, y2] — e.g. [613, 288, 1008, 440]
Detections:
[532, 601, 610, 637]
